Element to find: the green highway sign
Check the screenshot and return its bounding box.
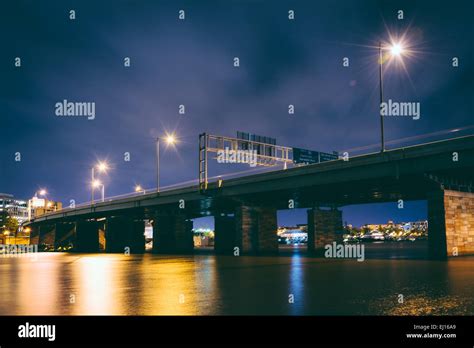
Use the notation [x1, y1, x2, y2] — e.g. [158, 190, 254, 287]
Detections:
[293, 148, 338, 165]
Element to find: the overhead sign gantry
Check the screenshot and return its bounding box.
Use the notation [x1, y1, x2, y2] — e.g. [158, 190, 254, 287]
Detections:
[198, 132, 338, 192]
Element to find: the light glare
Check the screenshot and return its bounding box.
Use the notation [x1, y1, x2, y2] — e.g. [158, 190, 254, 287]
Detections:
[165, 134, 176, 145]
[92, 180, 102, 188]
[390, 43, 403, 57]
[96, 161, 109, 172]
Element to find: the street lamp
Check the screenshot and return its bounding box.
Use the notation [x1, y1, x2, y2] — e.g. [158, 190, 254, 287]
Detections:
[135, 185, 145, 194]
[92, 179, 105, 202]
[379, 40, 405, 152]
[390, 43, 403, 57]
[156, 133, 178, 192]
[91, 161, 108, 204]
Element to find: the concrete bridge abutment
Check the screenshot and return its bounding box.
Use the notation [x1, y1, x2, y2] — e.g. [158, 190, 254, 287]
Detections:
[428, 189, 474, 259]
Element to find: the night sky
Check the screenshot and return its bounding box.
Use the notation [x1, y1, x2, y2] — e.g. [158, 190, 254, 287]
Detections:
[1, 0, 472, 228]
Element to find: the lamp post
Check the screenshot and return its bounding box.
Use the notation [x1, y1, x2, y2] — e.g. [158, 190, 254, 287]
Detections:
[379, 41, 405, 152]
[379, 41, 385, 152]
[156, 133, 177, 192]
[91, 161, 108, 204]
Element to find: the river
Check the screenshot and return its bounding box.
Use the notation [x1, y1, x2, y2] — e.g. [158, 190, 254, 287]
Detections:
[0, 243, 473, 315]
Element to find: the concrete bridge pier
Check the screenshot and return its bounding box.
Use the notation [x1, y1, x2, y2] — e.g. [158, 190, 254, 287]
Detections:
[105, 217, 145, 254]
[249, 206, 278, 254]
[214, 206, 278, 255]
[428, 189, 474, 259]
[74, 220, 100, 252]
[307, 207, 343, 253]
[29, 225, 40, 245]
[152, 214, 194, 254]
[214, 214, 237, 254]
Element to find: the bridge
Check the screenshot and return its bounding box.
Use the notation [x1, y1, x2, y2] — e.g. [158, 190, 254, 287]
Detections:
[26, 135, 474, 259]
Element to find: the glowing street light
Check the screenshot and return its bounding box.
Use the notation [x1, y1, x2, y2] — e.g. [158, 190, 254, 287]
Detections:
[91, 161, 109, 204]
[156, 132, 178, 192]
[379, 40, 406, 152]
[165, 134, 176, 145]
[92, 179, 105, 202]
[135, 185, 146, 194]
[97, 161, 108, 172]
[390, 43, 404, 57]
[92, 179, 102, 188]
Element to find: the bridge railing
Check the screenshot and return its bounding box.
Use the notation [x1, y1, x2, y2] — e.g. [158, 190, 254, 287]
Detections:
[30, 178, 204, 219]
[30, 165, 286, 220]
[340, 125, 474, 156]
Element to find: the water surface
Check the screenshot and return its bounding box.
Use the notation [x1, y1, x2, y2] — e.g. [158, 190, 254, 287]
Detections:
[0, 248, 473, 315]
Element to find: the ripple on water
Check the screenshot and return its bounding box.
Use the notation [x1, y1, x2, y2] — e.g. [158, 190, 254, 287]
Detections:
[369, 294, 471, 315]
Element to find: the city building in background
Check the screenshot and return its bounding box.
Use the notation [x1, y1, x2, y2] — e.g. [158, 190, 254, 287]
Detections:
[0, 193, 28, 224]
[193, 228, 214, 247]
[344, 220, 429, 242]
[144, 221, 153, 250]
[277, 225, 308, 245]
[28, 196, 62, 220]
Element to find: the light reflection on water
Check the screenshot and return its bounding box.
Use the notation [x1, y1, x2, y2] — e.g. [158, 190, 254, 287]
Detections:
[0, 252, 473, 315]
[76, 257, 116, 315]
[289, 254, 304, 315]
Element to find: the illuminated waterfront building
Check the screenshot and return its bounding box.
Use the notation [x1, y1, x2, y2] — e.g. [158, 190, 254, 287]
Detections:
[28, 196, 62, 220]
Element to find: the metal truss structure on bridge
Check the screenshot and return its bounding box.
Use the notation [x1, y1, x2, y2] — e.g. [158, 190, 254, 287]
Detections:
[199, 133, 293, 191]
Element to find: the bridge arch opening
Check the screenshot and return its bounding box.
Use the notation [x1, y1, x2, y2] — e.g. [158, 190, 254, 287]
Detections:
[277, 209, 309, 253]
[340, 200, 428, 259]
[192, 216, 215, 251]
[277, 200, 428, 258]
